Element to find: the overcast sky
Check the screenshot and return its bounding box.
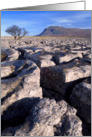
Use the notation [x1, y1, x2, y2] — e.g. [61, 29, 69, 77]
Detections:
[1, 11, 91, 36]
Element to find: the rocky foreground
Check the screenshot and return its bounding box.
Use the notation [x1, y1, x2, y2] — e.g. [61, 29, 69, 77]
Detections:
[1, 37, 91, 136]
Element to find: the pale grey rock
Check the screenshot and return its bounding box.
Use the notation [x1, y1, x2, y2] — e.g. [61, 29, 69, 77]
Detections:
[64, 65, 91, 82]
[32, 47, 44, 53]
[29, 124, 54, 136]
[63, 115, 83, 136]
[17, 63, 42, 99]
[28, 98, 67, 126]
[1, 60, 26, 78]
[1, 60, 42, 114]
[40, 54, 52, 60]
[40, 63, 91, 96]
[1, 65, 15, 78]
[2, 49, 20, 61]
[40, 54, 55, 68]
[2, 122, 54, 136]
[66, 105, 77, 116]
[71, 49, 90, 55]
[15, 123, 54, 136]
[59, 53, 82, 63]
[2, 98, 67, 136]
[40, 59, 55, 68]
[53, 104, 78, 136]
[1, 77, 21, 99]
[1, 37, 91, 136]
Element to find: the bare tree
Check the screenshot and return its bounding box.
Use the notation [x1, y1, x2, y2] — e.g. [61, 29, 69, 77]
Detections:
[5, 25, 28, 40]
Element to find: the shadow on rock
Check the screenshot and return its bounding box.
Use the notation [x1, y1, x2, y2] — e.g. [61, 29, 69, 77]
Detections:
[1, 97, 40, 131]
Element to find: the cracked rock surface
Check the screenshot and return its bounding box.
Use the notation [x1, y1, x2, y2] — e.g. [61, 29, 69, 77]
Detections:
[1, 37, 91, 136]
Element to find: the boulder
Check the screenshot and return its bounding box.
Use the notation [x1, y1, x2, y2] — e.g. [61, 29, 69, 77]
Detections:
[63, 115, 82, 136]
[1, 97, 40, 130]
[2, 122, 54, 136]
[64, 65, 91, 82]
[1, 60, 26, 78]
[71, 48, 90, 55]
[54, 106, 82, 136]
[1, 60, 42, 114]
[17, 62, 42, 99]
[70, 81, 91, 124]
[40, 66, 65, 94]
[2, 98, 67, 136]
[28, 98, 67, 126]
[40, 59, 55, 68]
[40, 62, 91, 96]
[2, 48, 20, 61]
[1, 65, 15, 78]
[39, 54, 55, 68]
[15, 123, 54, 136]
[59, 53, 82, 64]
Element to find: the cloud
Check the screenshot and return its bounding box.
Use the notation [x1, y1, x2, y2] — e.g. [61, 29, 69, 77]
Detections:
[1, 11, 91, 36]
[73, 11, 91, 20]
[50, 11, 91, 27]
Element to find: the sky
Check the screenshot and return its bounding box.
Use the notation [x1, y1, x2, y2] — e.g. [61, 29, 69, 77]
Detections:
[1, 11, 91, 36]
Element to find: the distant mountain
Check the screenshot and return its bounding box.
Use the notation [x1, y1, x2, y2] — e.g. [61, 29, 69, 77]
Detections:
[37, 26, 91, 38]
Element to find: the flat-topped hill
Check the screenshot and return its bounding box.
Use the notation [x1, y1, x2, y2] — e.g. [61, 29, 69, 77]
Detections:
[38, 26, 91, 38]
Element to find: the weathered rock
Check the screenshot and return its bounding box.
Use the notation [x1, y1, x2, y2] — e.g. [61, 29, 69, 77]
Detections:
[24, 99, 67, 136]
[40, 54, 55, 68]
[28, 98, 67, 126]
[1, 37, 91, 136]
[2, 49, 20, 61]
[40, 66, 65, 94]
[40, 59, 55, 68]
[29, 124, 54, 136]
[71, 48, 90, 56]
[17, 62, 42, 99]
[2, 122, 54, 136]
[2, 98, 67, 136]
[1, 77, 21, 99]
[1, 65, 15, 78]
[1, 60, 26, 78]
[1, 60, 42, 114]
[1, 97, 40, 131]
[58, 53, 82, 64]
[32, 47, 44, 53]
[40, 54, 52, 60]
[63, 115, 83, 136]
[15, 123, 54, 136]
[24, 52, 41, 67]
[42, 88, 63, 101]
[53, 104, 78, 136]
[40, 62, 91, 97]
[1, 51, 8, 62]
[66, 104, 77, 116]
[70, 81, 91, 124]
[64, 65, 91, 82]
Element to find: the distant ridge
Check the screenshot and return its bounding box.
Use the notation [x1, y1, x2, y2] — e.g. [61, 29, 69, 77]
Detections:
[37, 26, 91, 38]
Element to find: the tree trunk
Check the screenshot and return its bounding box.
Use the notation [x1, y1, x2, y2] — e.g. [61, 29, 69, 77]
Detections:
[14, 36, 17, 40]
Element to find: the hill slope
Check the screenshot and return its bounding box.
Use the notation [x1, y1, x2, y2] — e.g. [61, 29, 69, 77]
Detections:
[38, 26, 91, 38]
